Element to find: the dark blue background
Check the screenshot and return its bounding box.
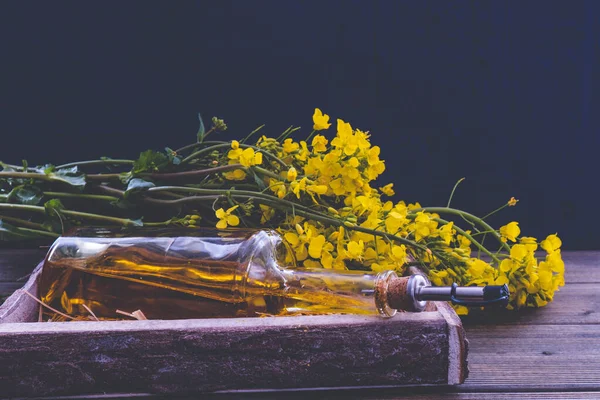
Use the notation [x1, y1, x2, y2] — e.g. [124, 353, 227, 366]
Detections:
[2, 1, 599, 249]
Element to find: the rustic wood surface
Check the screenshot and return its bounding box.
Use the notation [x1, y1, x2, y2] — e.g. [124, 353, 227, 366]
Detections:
[0, 250, 599, 399]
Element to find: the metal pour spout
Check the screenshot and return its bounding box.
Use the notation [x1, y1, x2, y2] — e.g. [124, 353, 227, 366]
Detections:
[385, 274, 510, 312]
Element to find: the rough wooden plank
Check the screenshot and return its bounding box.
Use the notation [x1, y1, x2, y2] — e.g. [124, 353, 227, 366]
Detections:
[462, 283, 600, 326]
[436, 301, 469, 385]
[562, 251, 600, 283]
[0, 313, 457, 398]
[222, 391, 600, 400]
[0, 263, 42, 323]
[460, 324, 600, 392]
[6, 389, 600, 400]
[211, 390, 600, 400]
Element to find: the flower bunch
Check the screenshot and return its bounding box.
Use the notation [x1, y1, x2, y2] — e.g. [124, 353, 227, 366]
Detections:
[0, 109, 565, 314]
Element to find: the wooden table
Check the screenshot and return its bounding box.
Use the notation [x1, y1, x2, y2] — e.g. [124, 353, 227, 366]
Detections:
[1, 250, 598, 400]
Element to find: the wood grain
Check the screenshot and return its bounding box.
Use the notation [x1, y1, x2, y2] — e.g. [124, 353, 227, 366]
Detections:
[0, 249, 598, 399]
[461, 283, 600, 326]
[0, 314, 457, 398]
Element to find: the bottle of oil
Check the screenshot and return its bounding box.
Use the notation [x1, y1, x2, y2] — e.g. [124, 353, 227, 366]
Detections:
[38, 227, 508, 321]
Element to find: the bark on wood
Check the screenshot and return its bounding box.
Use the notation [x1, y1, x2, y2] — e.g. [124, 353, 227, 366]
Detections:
[0, 256, 469, 397]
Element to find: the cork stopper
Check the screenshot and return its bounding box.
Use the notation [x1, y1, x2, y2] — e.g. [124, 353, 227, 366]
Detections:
[387, 276, 413, 311]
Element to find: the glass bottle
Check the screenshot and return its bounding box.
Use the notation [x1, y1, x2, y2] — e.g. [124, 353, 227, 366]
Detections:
[38, 227, 508, 321]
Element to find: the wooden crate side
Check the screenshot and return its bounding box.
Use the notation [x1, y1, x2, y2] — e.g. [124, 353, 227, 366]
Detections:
[0, 313, 451, 397]
[0, 263, 42, 323]
[0, 259, 468, 396]
[436, 301, 469, 384]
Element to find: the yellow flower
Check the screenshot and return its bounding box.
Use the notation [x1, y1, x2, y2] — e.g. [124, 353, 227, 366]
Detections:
[312, 108, 331, 131]
[231, 140, 240, 150]
[306, 183, 328, 196]
[331, 119, 359, 156]
[379, 183, 395, 196]
[541, 234, 562, 253]
[269, 180, 286, 199]
[311, 135, 328, 153]
[508, 197, 518, 206]
[385, 210, 405, 234]
[510, 244, 529, 260]
[238, 148, 263, 167]
[429, 269, 450, 286]
[389, 245, 407, 265]
[282, 138, 299, 154]
[346, 240, 364, 260]
[215, 205, 240, 229]
[519, 236, 538, 253]
[259, 204, 274, 224]
[438, 222, 455, 245]
[290, 177, 307, 199]
[308, 235, 326, 259]
[287, 167, 298, 181]
[223, 168, 246, 181]
[546, 250, 565, 274]
[413, 212, 438, 241]
[499, 221, 520, 242]
[283, 223, 328, 263]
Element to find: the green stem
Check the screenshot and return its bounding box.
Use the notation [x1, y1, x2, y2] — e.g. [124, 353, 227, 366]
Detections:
[141, 221, 175, 227]
[56, 159, 134, 170]
[241, 124, 265, 144]
[0, 172, 53, 182]
[174, 140, 227, 154]
[482, 203, 509, 220]
[0, 215, 47, 230]
[305, 129, 317, 143]
[181, 143, 288, 168]
[147, 186, 332, 223]
[140, 164, 245, 181]
[146, 186, 426, 251]
[252, 166, 283, 181]
[447, 177, 465, 207]
[278, 126, 302, 142]
[200, 127, 217, 142]
[411, 206, 511, 252]
[0, 203, 139, 227]
[432, 217, 500, 265]
[86, 173, 125, 181]
[469, 229, 498, 237]
[43, 192, 119, 202]
[3, 225, 60, 239]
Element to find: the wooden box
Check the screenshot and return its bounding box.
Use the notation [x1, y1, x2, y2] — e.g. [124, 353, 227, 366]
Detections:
[0, 260, 468, 398]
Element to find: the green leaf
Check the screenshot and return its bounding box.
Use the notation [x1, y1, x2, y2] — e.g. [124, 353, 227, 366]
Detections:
[42, 164, 56, 175]
[48, 169, 87, 190]
[119, 172, 133, 185]
[197, 113, 206, 143]
[43, 199, 67, 233]
[132, 150, 169, 174]
[129, 218, 144, 227]
[126, 178, 155, 192]
[0, 162, 17, 172]
[250, 169, 267, 191]
[22, 160, 28, 172]
[165, 147, 182, 165]
[7, 185, 43, 205]
[56, 166, 79, 175]
[124, 178, 155, 199]
[44, 198, 65, 216]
